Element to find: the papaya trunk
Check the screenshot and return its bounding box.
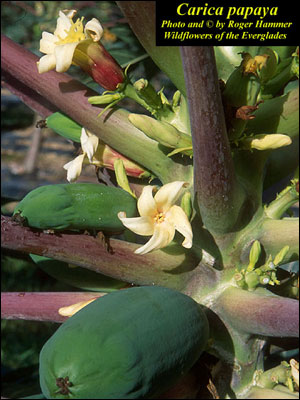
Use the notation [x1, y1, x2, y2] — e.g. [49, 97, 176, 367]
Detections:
[180, 46, 247, 235]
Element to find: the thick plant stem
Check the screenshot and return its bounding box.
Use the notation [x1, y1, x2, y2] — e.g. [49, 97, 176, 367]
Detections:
[217, 287, 299, 337]
[264, 187, 299, 219]
[1, 35, 192, 184]
[180, 46, 246, 234]
[1, 69, 58, 117]
[1, 216, 199, 290]
[259, 218, 299, 259]
[117, 1, 186, 96]
[1, 292, 105, 323]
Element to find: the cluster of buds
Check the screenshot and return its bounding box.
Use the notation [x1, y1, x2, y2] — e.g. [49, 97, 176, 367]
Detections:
[87, 75, 193, 157]
[234, 241, 290, 291]
[255, 360, 299, 392]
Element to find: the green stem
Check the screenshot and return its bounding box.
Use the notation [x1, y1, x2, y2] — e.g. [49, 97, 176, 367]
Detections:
[265, 185, 299, 219]
[1, 34, 192, 185]
[259, 217, 299, 259]
[246, 386, 299, 399]
[180, 46, 247, 234]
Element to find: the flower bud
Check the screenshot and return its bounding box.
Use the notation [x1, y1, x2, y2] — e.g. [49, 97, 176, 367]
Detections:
[241, 134, 292, 150]
[88, 93, 123, 105]
[180, 191, 193, 220]
[133, 79, 163, 110]
[114, 159, 136, 198]
[247, 240, 261, 271]
[245, 271, 260, 290]
[74, 40, 124, 91]
[234, 272, 246, 288]
[259, 275, 270, 285]
[129, 113, 192, 155]
[290, 359, 299, 387]
[87, 140, 151, 179]
[274, 245, 290, 266]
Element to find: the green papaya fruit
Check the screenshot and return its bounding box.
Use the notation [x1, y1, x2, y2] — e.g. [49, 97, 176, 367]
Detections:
[30, 254, 127, 292]
[46, 112, 81, 143]
[29, 254, 126, 291]
[13, 183, 137, 232]
[39, 286, 209, 399]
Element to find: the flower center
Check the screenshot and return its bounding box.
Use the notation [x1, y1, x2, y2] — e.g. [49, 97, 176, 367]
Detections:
[154, 212, 165, 224]
[55, 17, 86, 45]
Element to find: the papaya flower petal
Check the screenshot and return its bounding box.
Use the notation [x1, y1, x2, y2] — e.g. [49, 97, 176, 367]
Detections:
[134, 222, 176, 255]
[84, 18, 103, 41]
[63, 154, 85, 182]
[58, 298, 98, 317]
[39, 32, 57, 54]
[117, 213, 154, 236]
[54, 10, 73, 38]
[154, 181, 188, 212]
[166, 205, 193, 249]
[37, 54, 57, 74]
[54, 42, 79, 72]
[80, 128, 99, 162]
[137, 186, 158, 218]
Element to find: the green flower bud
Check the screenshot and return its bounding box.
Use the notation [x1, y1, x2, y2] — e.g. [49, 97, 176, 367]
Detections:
[114, 158, 136, 199]
[245, 270, 260, 290]
[256, 362, 292, 389]
[247, 240, 261, 271]
[274, 245, 290, 265]
[259, 275, 270, 285]
[128, 114, 192, 155]
[88, 93, 123, 105]
[133, 79, 163, 110]
[180, 191, 193, 220]
[172, 90, 181, 109]
[234, 272, 247, 288]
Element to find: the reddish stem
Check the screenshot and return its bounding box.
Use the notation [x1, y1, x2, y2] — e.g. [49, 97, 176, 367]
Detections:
[180, 46, 246, 234]
[1, 216, 199, 290]
[1, 292, 105, 323]
[1, 34, 190, 183]
[1, 69, 58, 117]
[218, 287, 299, 337]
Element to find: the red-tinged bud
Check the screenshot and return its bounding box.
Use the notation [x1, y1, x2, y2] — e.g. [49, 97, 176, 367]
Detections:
[74, 40, 124, 91]
[88, 141, 151, 179]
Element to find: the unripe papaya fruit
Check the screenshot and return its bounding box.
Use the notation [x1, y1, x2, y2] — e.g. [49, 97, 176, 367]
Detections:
[13, 183, 137, 232]
[39, 286, 209, 399]
[30, 254, 127, 292]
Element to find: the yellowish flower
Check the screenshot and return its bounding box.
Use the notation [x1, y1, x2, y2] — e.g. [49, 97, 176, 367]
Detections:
[118, 181, 193, 255]
[37, 10, 124, 90]
[63, 128, 98, 182]
[37, 10, 103, 73]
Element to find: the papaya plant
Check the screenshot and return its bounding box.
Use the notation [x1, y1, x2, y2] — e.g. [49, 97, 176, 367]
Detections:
[1, 2, 299, 399]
